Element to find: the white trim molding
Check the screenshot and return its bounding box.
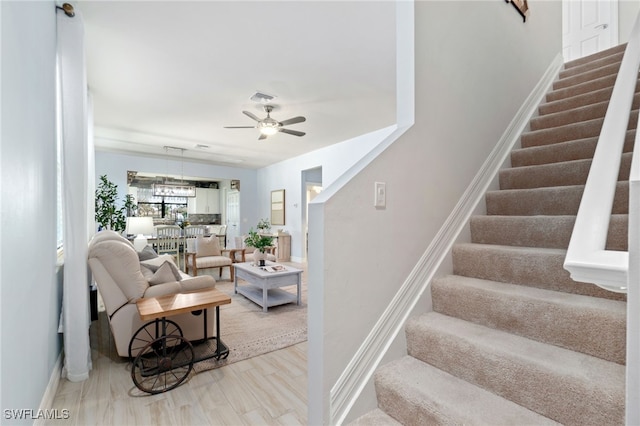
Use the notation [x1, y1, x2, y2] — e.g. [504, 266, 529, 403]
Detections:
[33, 353, 64, 426]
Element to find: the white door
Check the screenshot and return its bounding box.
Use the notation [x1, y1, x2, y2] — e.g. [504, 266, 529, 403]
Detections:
[226, 190, 240, 248]
[563, 0, 618, 61]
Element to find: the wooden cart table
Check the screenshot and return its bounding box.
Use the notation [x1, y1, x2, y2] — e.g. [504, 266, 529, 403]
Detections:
[130, 288, 231, 394]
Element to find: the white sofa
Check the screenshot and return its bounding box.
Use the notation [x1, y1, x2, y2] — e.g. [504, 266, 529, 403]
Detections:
[88, 230, 217, 358]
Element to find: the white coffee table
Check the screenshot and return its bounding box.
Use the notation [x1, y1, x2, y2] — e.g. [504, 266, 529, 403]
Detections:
[233, 262, 302, 312]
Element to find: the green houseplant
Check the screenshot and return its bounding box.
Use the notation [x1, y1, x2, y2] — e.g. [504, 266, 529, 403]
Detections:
[95, 175, 127, 232]
[123, 194, 137, 217]
[244, 229, 274, 266]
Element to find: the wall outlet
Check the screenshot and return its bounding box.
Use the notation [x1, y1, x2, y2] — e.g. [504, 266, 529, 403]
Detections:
[374, 182, 386, 208]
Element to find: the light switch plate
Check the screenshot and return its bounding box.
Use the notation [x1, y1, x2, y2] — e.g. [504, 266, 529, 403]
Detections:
[374, 182, 386, 208]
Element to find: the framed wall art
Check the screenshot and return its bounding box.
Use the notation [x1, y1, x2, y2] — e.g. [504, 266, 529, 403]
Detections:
[271, 189, 285, 226]
[506, 0, 528, 22]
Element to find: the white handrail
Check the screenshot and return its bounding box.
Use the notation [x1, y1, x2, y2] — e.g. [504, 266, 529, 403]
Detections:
[627, 123, 640, 426]
[563, 11, 640, 293]
[562, 11, 640, 425]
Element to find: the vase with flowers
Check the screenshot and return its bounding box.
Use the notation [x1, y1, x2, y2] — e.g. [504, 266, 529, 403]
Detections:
[257, 218, 271, 233]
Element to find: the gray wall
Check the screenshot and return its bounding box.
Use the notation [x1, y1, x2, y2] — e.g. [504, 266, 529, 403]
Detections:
[308, 1, 563, 422]
[1, 1, 63, 423]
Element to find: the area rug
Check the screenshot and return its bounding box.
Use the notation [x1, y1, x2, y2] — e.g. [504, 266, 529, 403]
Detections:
[193, 276, 308, 372]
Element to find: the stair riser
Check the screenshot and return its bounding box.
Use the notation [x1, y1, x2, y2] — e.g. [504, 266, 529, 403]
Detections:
[540, 79, 640, 115]
[558, 51, 624, 79]
[563, 43, 626, 69]
[511, 130, 635, 167]
[431, 277, 626, 364]
[546, 74, 617, 102]
[521, 111, 637, 148]
[405, 318, 625, 425]
[373, 382, 443, 426]
[499, 153, 632, 190]
[530, 93, 640, 131]
[539, 86, 614, 116]
[374, 357, 559, 426]
[470, 215, 627, 250]
[553, 62, 620, 90]
[451, 244, 626, 300]
[485, 182, 629, 216]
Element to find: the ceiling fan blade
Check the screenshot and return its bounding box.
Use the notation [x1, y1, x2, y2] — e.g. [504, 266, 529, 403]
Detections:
[279, 116, 306, 126]
[243, 110, 262, 122]
[258, 133, 268, 140]
[224, 126, 256, 128]
[279, 128, 305, 137]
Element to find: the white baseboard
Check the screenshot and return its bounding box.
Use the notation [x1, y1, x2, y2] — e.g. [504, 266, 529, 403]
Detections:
[33, 352, 64, 426]
[329, 53, 564, 425]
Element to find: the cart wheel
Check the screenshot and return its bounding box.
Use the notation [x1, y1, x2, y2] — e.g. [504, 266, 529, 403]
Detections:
[131, 334, 194, 394]
[129, 320, 183, 359]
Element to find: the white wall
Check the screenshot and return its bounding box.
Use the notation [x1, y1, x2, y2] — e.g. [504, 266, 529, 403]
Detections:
[1, 1, 62, 423]
[256, 126, 395, 261]
[620, 0, 640, 42]
[94, 150, 258, 236]
[308, 1, 563, 423]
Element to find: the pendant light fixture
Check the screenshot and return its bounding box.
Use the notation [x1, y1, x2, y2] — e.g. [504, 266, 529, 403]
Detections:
[152, 147, 196, 197]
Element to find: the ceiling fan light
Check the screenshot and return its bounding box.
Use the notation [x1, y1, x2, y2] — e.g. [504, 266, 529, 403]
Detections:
[259, 126, 278, 136]
[258, 120, 279, 136]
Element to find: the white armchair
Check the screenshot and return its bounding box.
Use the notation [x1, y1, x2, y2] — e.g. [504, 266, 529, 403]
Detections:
[88, 230, 217, 358]
[185, 235, 240, 280]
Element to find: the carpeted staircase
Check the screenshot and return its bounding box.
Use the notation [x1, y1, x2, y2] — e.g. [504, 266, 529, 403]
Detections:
[352, 44, 634, 425]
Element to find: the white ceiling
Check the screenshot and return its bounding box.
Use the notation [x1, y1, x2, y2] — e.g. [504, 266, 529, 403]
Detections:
[78, 1, 397, 169]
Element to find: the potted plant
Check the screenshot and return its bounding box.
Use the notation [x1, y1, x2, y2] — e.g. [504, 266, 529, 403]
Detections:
[244, 229, 274, 266]
[123, 194, 137, 217]
[257, 218, 271, 233]
[95, 175, 127, 232]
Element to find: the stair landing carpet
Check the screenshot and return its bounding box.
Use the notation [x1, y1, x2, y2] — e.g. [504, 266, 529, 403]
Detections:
[352, 43, 631, 425]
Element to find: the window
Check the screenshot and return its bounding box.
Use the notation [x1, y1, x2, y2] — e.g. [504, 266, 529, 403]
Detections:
[55, 61, 64, 251]
[135, 187, 187, 221]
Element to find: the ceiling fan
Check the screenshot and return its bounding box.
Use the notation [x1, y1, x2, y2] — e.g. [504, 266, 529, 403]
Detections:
[224, 105, 306, 140]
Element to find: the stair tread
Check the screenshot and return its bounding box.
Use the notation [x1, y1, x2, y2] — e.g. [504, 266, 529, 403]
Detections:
[530, 92, 640, 131]
[470, 214, 628, 250]
[539, 78, 640, 115]
[408, 312, 625, 382]
[406, 313, 625, 424]
[432, 275, 626, 363]
[511, 129, 635, 167]
[452, 242, 627, 300]
[434, 274, 626, 313]
[559, 50, 624, 79]
[499, 153, 632, 190]
[521, 109, 638, 148]
[546, 73, 618, 102]
[376, 356, 560, 426]
[553, 61, 621, 90]
[564, 43, 627, 69]
[348, 408, 402, 426]
[485, 181, 629, 216]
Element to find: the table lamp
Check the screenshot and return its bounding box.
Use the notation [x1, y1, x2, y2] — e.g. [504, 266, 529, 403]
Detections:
[126, 217, 154, 251]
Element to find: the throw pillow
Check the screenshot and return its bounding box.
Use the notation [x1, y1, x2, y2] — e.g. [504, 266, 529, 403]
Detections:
[141, 254, 178, 271]
[195, 235, 221, 258]
[137, 245, 158, 261]
[148, 260, 183, 285]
